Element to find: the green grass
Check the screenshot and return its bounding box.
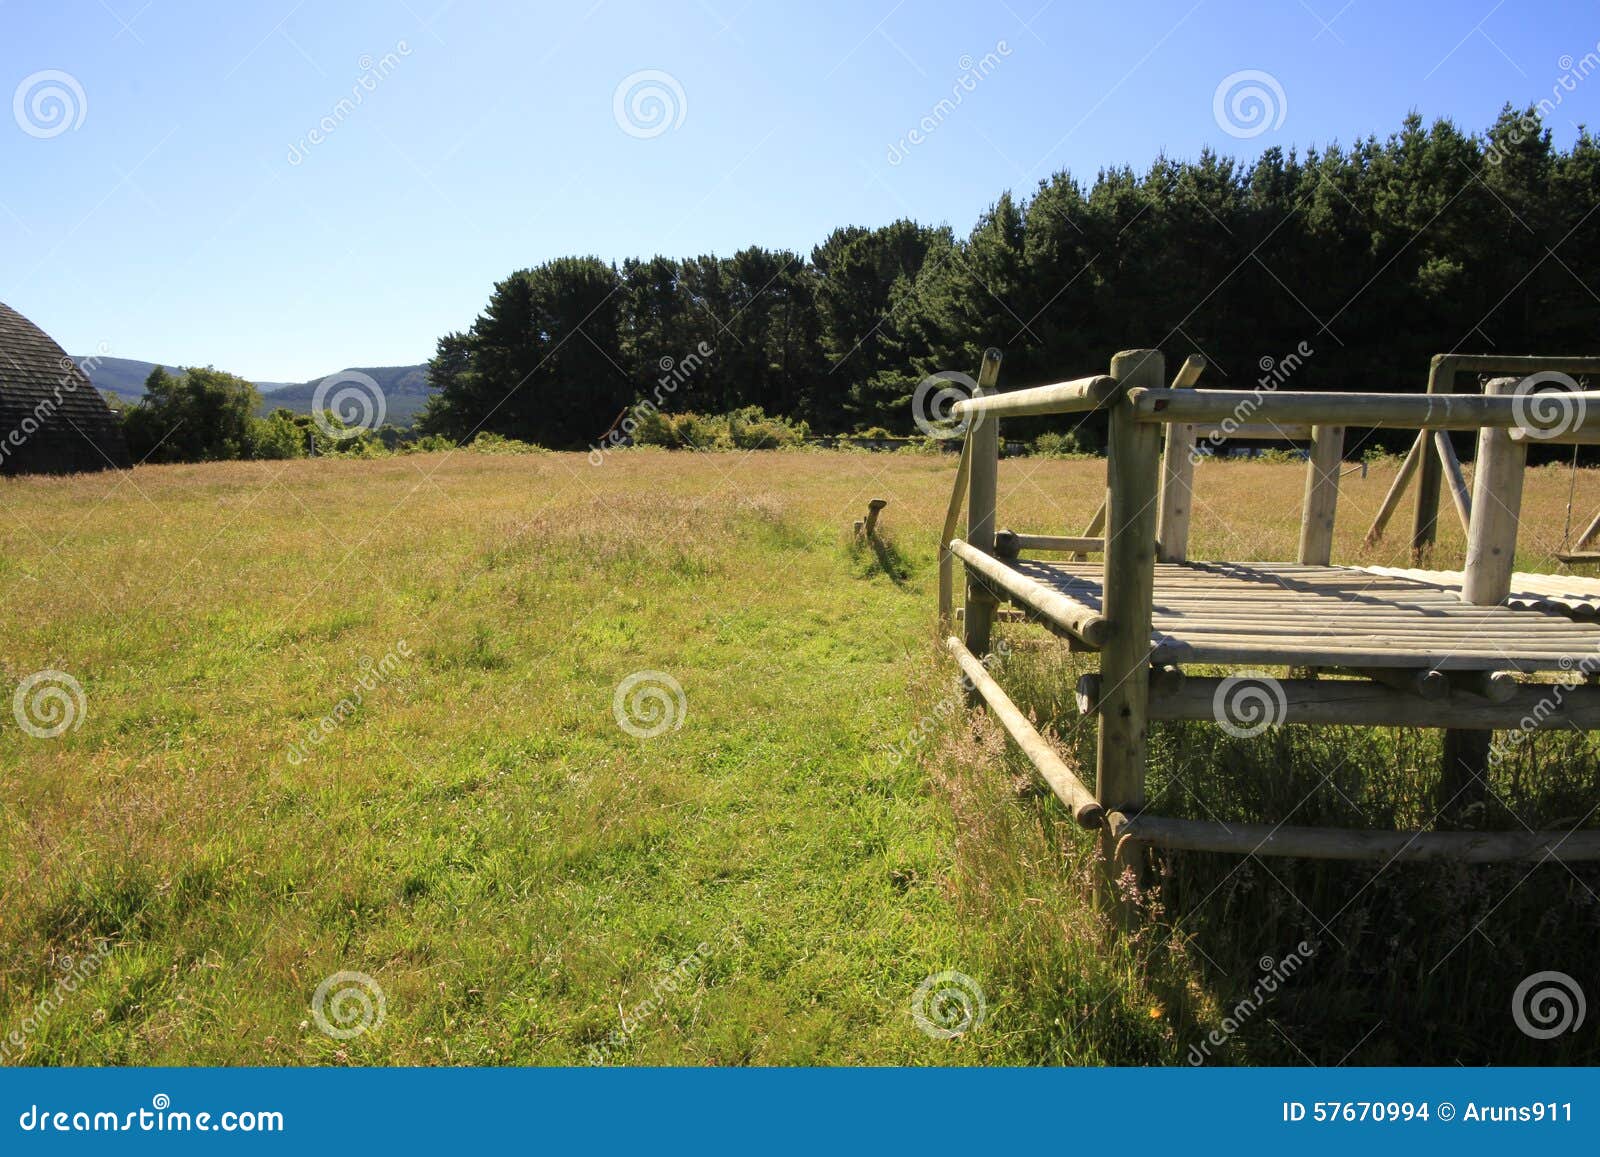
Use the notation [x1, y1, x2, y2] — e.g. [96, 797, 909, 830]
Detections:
[1, 449, 1597, 1065]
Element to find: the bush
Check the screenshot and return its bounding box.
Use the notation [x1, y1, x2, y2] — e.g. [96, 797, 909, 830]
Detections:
[856, 426, 892, 440]
[402, 434, 458, 454]
[470, 432, 545, 454]
[729, 406, 808, 449]
[247, 410, 308, 460]
[1032, 430, 1084, 458]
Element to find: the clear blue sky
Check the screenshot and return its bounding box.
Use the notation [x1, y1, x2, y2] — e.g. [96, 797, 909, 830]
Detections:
[3, 0, 1597, 381]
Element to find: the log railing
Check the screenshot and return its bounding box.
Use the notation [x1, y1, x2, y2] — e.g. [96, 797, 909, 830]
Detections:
[936, 347, 1600, 901]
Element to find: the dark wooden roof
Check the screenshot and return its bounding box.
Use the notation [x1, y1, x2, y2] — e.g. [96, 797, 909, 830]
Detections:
[0, 301, 130, 474]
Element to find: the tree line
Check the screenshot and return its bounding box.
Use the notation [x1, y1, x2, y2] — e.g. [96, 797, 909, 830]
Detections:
[418, 106, 1600, 451]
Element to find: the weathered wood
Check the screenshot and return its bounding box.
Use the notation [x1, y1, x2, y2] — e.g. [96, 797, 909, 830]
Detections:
[1462, 379, 1527, 606]
[1365, 431, 1426, 545]
[1076, 673, 1600, 730]
[1106, 810, 1600, 862]
[1296, 425, 1343, 566]
[948, 538, 1109, 647]
[1193, 421, 1313, 443]
[1156, 355, 1205, 562]
[962, 350, 1004, 655]
[1433, 430, 1472, 535]
[995, 531, 1105, 556]
[1127, 387, 1600, 431]
[1573, 507, 1600, 551]
[1352, 666, 1449, 701]
[860, 497, 888, 540]
[1453, 670, 1518, 704]
[946, 637, 1103, 828]
[1072, 498, 1108, 561]
[938, 433, 975, 623]
[1097, 350, 1164, 912]
[950, 373, 1118, 418]
[1410, 356, 1454, 556]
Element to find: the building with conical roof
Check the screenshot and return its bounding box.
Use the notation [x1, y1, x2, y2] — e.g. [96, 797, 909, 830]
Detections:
[0, 301, 131, 475]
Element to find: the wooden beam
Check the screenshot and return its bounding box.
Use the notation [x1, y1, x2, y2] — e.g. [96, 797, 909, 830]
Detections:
[1097, 349, 1164, 911]
[1411, 355, 1455, 556]
[948, 539, 1108, 647]
[1126, 387, 1600, 430]
[1076, 673, 1600, 729]
[961, 350, 1004, 655]
[1365, 431, 1426, 545]
[1434, 430, 1472, 535]
[1296, 424, 1343, 566]
[1462, 378, 1527, 605]
[995, 531, 1104, 556]
[1156, 355, 1204, 562]
[950, 373, 1118, 418]
[1106, 810, 1600, 862]
[946, 637, 1103, 828]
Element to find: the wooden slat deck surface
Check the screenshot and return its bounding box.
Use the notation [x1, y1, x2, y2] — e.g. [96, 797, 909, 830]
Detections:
[996, 559, 1600, 670]
[1359, 565, 1600, 619]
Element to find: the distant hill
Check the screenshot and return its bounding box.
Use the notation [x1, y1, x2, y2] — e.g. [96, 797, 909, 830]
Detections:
[74, 356, 296, 400]
[263, 365, 434, 426]
[74, 356, 433, 426]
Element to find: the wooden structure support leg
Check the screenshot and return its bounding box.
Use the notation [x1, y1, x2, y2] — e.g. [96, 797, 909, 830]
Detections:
[1095, 349, 1164, 916]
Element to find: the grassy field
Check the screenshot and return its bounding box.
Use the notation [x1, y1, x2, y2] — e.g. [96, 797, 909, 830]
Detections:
[2, 447, 1598, 1065]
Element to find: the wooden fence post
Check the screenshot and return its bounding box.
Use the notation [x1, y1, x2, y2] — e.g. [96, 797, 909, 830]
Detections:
[939, 350, 1002, 624]
[1442, 376, 1527, 822]
[1156, 355, 1206, 563]
[1410, 355, 1456, 558]
[1097, 348, 1164, 917]
[1296, 425, 1344, 565]
[963, 351, 1003, 657]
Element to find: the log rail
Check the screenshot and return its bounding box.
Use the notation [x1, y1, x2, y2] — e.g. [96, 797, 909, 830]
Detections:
[935, 347, 1600, 916]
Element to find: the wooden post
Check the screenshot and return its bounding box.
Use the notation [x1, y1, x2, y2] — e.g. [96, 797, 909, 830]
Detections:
[1410, 355, 1455, 558]
[1442, 376, 1527, 823]
[939, 350, 1002, 624]
[1096, 349, 1164, 917]
[1156, 355, 1205, 562]
[1434, 431, 1473, 536]
[1296, 425, 1344, 566]
[963, 350, 1004, 657]
[1365, 431, 1425, 545]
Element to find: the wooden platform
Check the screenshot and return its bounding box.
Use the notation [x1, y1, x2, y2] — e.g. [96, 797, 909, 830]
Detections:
[987, 558, 1600, 670]
[1359, 565, 1600, 620]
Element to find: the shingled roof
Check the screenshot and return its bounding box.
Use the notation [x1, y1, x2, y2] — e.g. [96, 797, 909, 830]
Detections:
[0, 301, 131, 475]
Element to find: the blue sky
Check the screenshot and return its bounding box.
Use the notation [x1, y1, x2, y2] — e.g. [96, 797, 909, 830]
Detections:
[2, 0, 1598, 381]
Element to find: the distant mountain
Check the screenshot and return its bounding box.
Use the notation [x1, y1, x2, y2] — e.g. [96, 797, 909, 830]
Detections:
[74, 357, 433, 426]
[263, 365, 434, 426]
[74, 356, 295, 400]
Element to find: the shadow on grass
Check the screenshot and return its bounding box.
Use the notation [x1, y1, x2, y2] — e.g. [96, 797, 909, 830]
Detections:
[928, 630, 1600, 1066]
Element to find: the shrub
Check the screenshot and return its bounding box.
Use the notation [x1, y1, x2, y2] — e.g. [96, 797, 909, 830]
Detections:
[470, 432, 545, 454]
[1032, 430, 1083, 458]
[247, 410, 308, 460]
[729, 406, 808, 449]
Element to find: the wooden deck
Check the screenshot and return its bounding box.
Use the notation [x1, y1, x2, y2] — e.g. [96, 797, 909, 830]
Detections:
[1359, 565, 1600, 620]
[990, 558, 1600, 670]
